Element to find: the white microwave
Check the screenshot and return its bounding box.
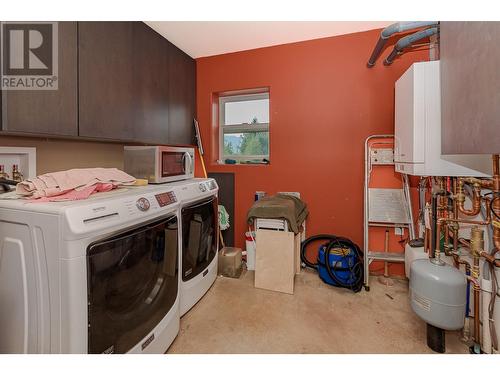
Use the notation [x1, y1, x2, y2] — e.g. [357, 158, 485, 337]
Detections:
[124, 146, 195, 183]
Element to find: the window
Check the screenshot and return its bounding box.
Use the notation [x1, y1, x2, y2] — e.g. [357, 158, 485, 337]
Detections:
[219, 91, 269, 164]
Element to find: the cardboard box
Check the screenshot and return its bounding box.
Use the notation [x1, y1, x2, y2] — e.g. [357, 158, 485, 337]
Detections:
[254, 229, 295, 294]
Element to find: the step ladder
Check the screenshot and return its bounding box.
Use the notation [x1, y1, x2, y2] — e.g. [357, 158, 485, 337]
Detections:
[363, 135, 416, 291]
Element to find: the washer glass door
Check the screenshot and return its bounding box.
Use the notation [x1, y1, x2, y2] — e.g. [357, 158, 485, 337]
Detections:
[86, 215, 178, 354]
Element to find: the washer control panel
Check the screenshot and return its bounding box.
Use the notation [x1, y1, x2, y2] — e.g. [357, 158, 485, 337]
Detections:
[198, 183, 207, 192]
[65, 187, 182, 238]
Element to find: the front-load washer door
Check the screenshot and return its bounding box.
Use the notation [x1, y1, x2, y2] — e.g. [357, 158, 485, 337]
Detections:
[86, 215, 178, 354]
[181, 196, 218, 281]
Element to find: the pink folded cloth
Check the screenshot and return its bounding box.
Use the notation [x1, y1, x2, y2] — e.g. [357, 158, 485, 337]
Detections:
[16, 168, 136, 200]
[30, 183, 116, 202]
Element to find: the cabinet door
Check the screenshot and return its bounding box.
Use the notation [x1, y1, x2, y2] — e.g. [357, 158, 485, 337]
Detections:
[441, 22, 500, 155]
[132, 23, 170, 144]
[167, 42, 195, 145]
[1, 22, 78, 136]
[78, 22, 169, 143]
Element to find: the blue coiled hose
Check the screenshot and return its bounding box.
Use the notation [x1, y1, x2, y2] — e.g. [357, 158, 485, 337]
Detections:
[300, 234, 364, 293]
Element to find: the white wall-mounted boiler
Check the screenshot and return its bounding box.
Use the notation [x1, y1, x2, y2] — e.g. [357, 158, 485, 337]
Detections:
[394, 61, 491, 177]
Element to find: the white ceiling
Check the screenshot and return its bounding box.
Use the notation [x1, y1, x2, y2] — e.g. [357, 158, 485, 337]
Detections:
[145, 21, 391, 58]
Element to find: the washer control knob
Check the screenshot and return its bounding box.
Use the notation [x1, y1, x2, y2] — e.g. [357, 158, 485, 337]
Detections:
[136, 197, 150, 211]
[199, 183, 207, 192]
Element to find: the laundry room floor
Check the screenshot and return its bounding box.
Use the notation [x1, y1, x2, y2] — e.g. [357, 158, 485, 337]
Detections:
[167, 269, 469, 354]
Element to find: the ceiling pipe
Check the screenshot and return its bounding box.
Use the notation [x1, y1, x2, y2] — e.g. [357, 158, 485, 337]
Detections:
[366, 21, 439, 68]
[383, 27, 439, 66]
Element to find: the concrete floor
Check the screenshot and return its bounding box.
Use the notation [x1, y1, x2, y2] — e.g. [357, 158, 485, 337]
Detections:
[168, 269, 469, 354]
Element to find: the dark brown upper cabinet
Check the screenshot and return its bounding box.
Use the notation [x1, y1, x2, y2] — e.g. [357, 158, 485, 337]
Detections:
[1, 22, 78, 136]
[78, 22, 170, 143]
[167, 42, 196, 145]
[0, 21, 195, 145]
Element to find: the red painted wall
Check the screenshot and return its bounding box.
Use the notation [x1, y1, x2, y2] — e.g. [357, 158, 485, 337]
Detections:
[196, 29, 428, 274]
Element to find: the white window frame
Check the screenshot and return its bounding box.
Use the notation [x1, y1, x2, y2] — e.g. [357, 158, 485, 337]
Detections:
[219, 92, 270, 162]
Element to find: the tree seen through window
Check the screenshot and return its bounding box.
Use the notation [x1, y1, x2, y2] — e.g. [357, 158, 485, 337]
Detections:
[223, 117, 269, 156]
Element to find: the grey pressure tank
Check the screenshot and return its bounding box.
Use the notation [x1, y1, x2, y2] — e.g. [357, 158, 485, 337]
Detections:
[409, 259, 467, 330]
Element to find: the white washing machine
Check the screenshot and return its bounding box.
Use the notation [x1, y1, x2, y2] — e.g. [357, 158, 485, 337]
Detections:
[167, 178, 219, 316]
[0, 185, 182, 354]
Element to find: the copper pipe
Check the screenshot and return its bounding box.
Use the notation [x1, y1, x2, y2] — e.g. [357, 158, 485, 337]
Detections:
[480, 250, 500, 267]
[452, 234, 460, 265]
[479, 179, 494, 189]
[494, 222, 500, 251]
[446, 226, 482, 346]
[466, 275, 480, 288]
[437, 216, 490, 227]
[444, 177, 458, 255]
[451, 241, 459, 267]
[492, 154, 500, 249]
[473, 284, 480, 345]
[470, 227, 483, 260]
[443, 219, 451, 256]
[456, 256, 471, 271]
[465, 274, 481, 346]
[438, 177, 447, 217]
[452, 178, 459, 262]
[435, 215, 490, 268]
[451, 247, 471, 270]
[457, 178, 482, 216]
[434, 215, 490, 265]
[433, 177, 450, 259]
[459, 238, 470, 248]
[462, 176, 493, 189]
[425, 228, 430, 254]
[469, 227, 484, 346]
[443, 232, 452, 255]
[435, 220, 442, 260]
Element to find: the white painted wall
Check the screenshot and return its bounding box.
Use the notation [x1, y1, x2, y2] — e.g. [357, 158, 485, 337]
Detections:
[145, 21, 391, 58]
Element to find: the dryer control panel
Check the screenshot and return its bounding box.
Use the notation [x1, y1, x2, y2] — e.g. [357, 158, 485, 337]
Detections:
[155, 191, 177, 207]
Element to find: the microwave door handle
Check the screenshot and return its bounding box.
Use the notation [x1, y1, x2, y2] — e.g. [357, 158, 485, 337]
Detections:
[181, 153, 186, 173]
[184, 152, 193, 174]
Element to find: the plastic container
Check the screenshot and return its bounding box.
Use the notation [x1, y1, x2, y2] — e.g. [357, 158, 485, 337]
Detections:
[254, 191, 266, 201]
[218, 247, 242, 278]
[245, 231, 256, 270]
